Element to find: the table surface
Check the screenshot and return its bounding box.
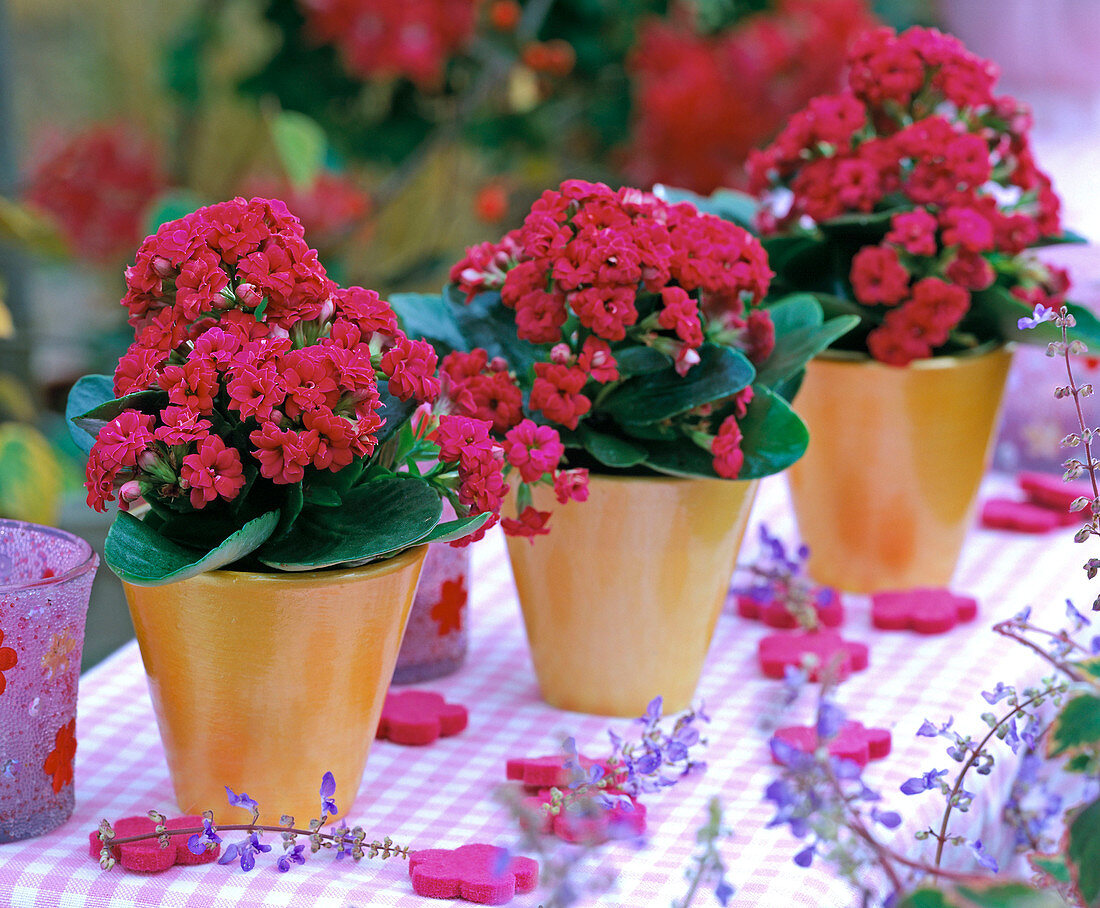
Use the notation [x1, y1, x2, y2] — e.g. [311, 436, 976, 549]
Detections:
[0, 473, 1085, 908]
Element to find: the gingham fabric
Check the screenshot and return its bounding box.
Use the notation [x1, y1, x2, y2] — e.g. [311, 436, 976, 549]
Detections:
[0, 473, 1081, 907]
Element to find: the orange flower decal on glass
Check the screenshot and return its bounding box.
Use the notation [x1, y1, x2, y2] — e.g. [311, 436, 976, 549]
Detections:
[41, 629, 76, 679]
[0, 629, 17, 695]
[430, 575, 467, 636]
[43, 719, 77, 793]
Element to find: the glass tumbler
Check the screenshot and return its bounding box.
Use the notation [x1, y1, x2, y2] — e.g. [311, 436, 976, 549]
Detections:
[0, 520, 98, 842]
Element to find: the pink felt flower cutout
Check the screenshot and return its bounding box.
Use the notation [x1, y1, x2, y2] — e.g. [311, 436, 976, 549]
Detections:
[870, 588, 977, 634]
[409, 844, 538, 904]
[377, 690, 468, 745]
[771, 721, 892, 769]
[736, 587, 843, 629]
[522, 790, 647, 844]
[757, 630, 869, 681]
[505, 753, 620, 790]
[88, 815, 221, 872]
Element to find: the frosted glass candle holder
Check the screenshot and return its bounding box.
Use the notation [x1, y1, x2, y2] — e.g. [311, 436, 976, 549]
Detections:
[0, 520, 98, 842]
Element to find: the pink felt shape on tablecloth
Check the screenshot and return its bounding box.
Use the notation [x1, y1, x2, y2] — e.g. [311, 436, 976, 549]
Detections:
[736, 587, 844, 628]
[871, 588, 977, 634]
[522, 790, 647, 844]
[771, 721, 891, 768]
[505, 754, 620, 790]
[1019, 470, 1093, 512]
[757, 630, 869, 681]
[408, 843, 538, 904]
[981, 498, 1066, 533]
[376, 690, 468, 745]
[87, 815, 220, 872]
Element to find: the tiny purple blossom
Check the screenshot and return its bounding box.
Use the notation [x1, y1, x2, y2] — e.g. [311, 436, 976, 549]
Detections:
[1017, 303, 1056, 330]
[816, 701, 846, 740]
[225, 785, 258, 814]
[1066, 599, 1090, 632]
[794, 844, 815, 867]
[900, 769, 948, 795]
[715, 879, 735, 906]
[981, 682, 1013, 705]
[217, 831, 270, 871]
[319, 771, 338, 817]
[870, 807, 902, 829]
[276, 842, 307, 873]
[969, 838, 999, 872]
[187, 816, 222, 856]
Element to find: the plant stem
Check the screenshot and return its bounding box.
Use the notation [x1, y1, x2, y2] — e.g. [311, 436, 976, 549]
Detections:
[992, 622, 1087, 683]
[101, 824, 408, 857]
[932, 685, 1065, 868]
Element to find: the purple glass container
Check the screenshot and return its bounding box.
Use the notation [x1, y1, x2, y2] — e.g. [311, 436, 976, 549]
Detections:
[392, 541, 470, 685]
[0, 520, 98, 842]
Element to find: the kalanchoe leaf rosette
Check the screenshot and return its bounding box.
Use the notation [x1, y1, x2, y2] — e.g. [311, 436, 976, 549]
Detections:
[67, 197, 506, 585]
[741, 25, 1100, 365]
[392, 179, 857, 537]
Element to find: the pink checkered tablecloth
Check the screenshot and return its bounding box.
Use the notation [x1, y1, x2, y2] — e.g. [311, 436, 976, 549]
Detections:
[0, 473, 1083, 907]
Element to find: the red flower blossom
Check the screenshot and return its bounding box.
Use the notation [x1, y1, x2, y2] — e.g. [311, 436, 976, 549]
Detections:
[711, 416, 745, 479]
[553, 468, 589, 505]
[180, 436, 246, 509]
[529, 363, 590, 431]
[503, 420, 564, 483]
[380, 334, 441, 403]
[850, 246, 909, 306]
[501, 506, 552, 541]
[43, 719, 77, 794]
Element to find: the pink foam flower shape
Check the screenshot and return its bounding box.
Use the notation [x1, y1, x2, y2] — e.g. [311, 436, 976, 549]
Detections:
[408, 844, 538, 905]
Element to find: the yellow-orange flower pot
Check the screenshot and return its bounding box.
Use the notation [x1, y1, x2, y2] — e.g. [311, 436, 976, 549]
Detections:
[505, 475, 758, 717]
[787, 347, 1013, 593]
[122, 545, 426, 825]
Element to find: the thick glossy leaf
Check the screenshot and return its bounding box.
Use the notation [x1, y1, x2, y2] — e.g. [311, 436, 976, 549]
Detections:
[376, 380, 417, 446]
[417, 512, 490, 545]
[642, 438, 719, 479]
[615, 346, 671, 376]
[1034, 229, 1089, 246]
[653, 185, 758, 230]
[65, 374, 115, 454]
[967, 285, 1100, 349]
[105, 510, 280, 586]
[391, 292, 467, 353]
[602, 344, 755, 424]
[69, 380, 168, 452]
[1068, 797, 1100, 906]
[257, 475, 442, 570]
[738, 386, 810, 479]
[1028, 853, 1072, 885]
[756, 313, 860, 389]
[1048, 693, 1100, 756]
[767, 293, 824, 337]
[576, 424, 649, 469]
[270, 110, 327, 189]
[818, 207, 904, 241]
[761, 235, 837, 295]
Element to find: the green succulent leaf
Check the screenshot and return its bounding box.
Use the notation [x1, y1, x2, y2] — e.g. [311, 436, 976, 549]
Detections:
[105, 510, 280, 586]
[270, 109, 327, 189]
[602, 344, 755, 424]
[898, 883, 1069, 908]
[1048, 693, 1100, 757]
[737, 385, 809, 479]
[443, 285, 545, 375]
[576, 423, 649, 469]
[417, 511, 490, 545]
[70, 384, 168, 447]
[615, 346, 671, 376]
[257, 474, 442, 570]
[641, 437, 719, 479]
[1068, 796, 1100, 905]
[1028, 853, 1072, 885]
[391, 291, 467, 353]
[65, 374, 117, 454]
[376, 379, 417, 447]
[756, 294, 860, 390]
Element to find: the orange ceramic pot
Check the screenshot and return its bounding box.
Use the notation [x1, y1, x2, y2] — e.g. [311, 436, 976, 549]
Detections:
[786, 347, 1013, 593]
[505, 475, 758, 717]
[122, 546, 426, 825]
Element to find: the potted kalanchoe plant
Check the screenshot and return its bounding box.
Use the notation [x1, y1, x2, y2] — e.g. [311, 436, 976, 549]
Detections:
[66, 197, 507, 824]
[393, 178, 856, 716]
[734, 24, 1100, 592]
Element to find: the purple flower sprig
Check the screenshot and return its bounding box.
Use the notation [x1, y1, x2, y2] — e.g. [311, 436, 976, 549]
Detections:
[94, 773, 409, 874]
[608, 696, 709, 797]
[733, 525, 830, 631]
[906, 678, 1068, 871]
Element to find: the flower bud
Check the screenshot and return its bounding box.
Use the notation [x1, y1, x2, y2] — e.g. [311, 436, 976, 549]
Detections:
[489, 356, 510, 372]
[269, 325, 290, 341]
[549, 344, 572, 365]
[152, 256, 174, 278]
[236, 283, 262, 308]
[319, 297, 336, 323]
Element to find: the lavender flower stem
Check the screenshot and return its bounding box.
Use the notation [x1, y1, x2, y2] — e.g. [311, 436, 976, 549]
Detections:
[102, 824, 408, 857]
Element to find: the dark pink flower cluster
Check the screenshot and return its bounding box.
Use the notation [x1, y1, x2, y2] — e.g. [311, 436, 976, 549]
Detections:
[626, 0, 876, 194]
[24, 124, 167, 263]
[299, 0, 478, 88]
[748, 26, 1067, 365]
[449, 179, 775, 481]
[87, 200, 499, 534]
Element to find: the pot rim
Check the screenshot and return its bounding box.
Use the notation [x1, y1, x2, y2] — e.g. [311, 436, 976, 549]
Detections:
[124, 543, 428, 588]
[0, 518, 98, 592]
[816, 340, 1013, 371]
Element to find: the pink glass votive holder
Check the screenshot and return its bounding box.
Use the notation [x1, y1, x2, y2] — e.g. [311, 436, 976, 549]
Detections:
[392, 542, 470, 684]
[0, 520, 98, 842]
